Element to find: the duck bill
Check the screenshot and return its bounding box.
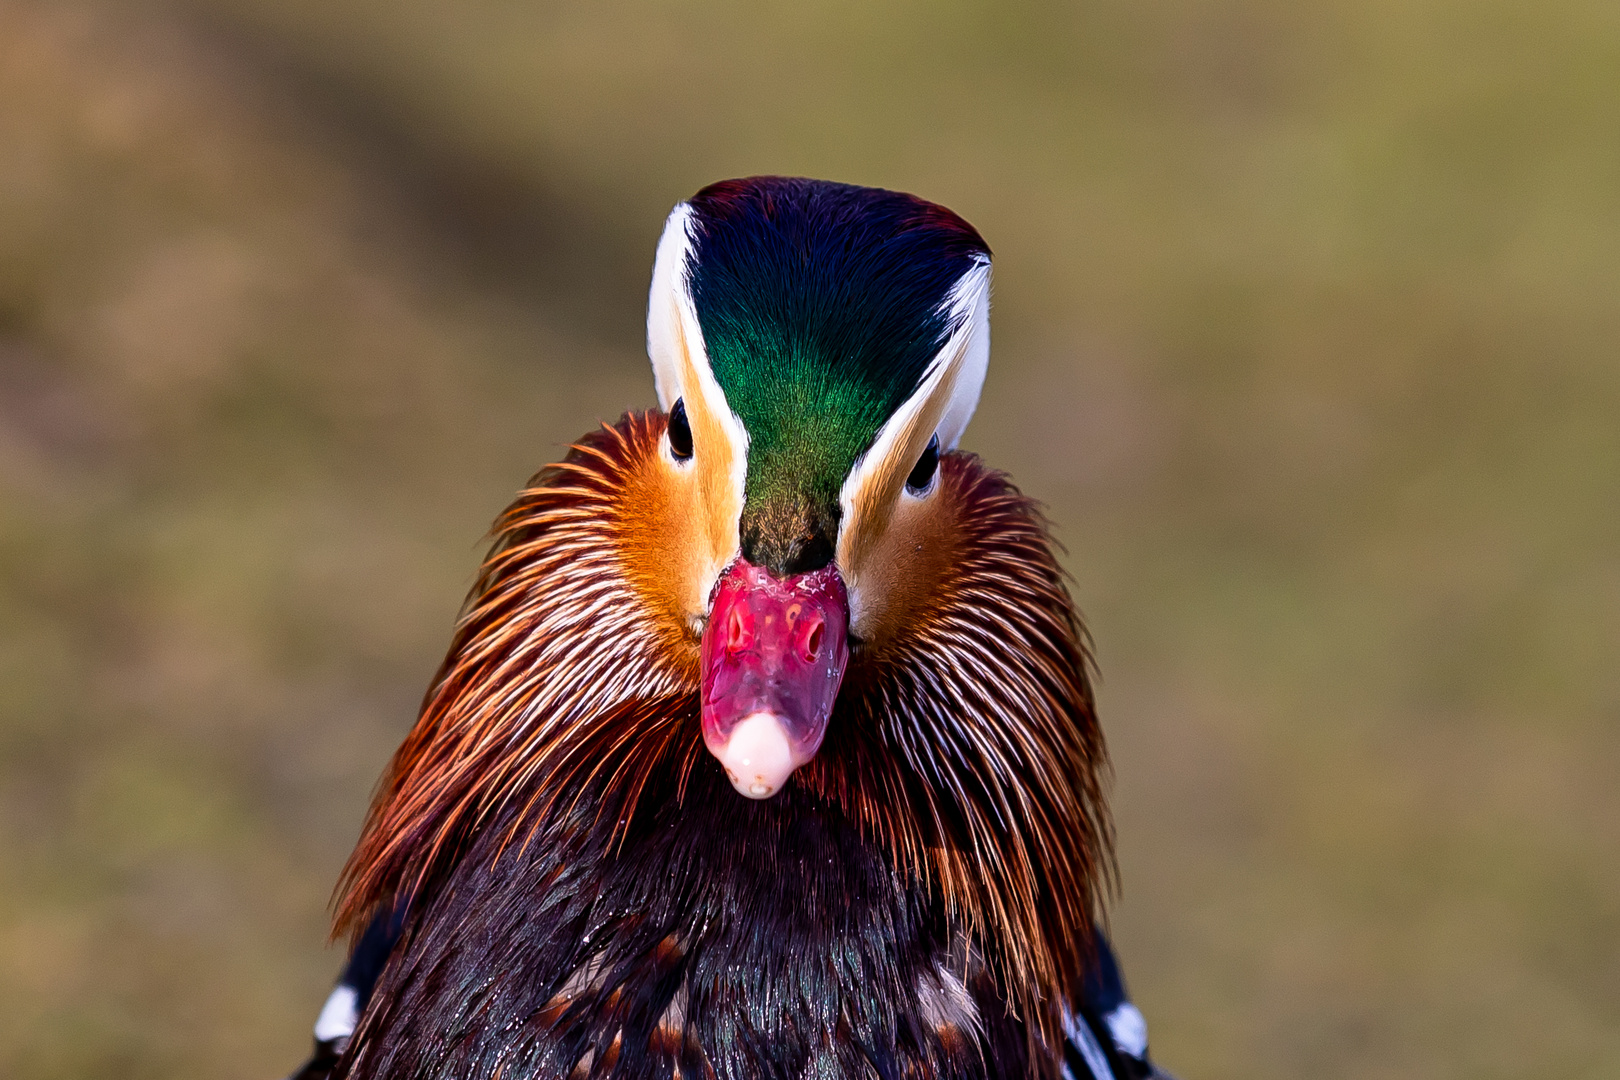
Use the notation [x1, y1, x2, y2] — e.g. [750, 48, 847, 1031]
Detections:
[699, 560, 850, 799]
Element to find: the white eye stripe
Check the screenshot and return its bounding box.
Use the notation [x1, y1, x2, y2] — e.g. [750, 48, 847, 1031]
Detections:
[835, 258, 991, 632]
[644, 203, 692, 411]
[935, 256, 991, 452]
[647, 206, 749, 466]
[843, 257, 989, 497]
[647, 206, 744, 440]
[645, 203, 748, 612]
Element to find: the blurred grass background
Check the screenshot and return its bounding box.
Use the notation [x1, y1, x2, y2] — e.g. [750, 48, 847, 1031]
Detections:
[0, 0, 1616, 1076]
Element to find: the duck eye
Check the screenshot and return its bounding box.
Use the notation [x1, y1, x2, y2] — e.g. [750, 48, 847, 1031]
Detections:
[905, 433, 939, 494]
[668, 398, 694, 460]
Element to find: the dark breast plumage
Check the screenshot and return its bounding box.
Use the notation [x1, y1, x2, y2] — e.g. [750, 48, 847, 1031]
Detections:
[349, 770, 1012, 1080]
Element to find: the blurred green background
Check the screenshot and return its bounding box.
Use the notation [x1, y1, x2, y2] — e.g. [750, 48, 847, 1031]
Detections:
[1, 0, 1616, 1076]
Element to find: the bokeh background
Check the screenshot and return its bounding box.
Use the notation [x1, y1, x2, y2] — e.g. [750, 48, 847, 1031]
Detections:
[1, 0, 1616, 1076]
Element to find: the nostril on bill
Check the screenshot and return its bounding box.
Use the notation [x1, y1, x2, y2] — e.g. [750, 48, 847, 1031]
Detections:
[726, 606, 750, 654]
[803, 618, 824, 661]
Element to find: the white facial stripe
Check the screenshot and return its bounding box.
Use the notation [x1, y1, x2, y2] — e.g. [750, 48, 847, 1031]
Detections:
[935, 256, 991, 451]
[840, 330, 968, 514]
[837, 257, 990, 516]
[835, 257, 990, 628]
[646, 203, 749, 606]
[646, 204, 699, 410]
[647, 205, 748, 450]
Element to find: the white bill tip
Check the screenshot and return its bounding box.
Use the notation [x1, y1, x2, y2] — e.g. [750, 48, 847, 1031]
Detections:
[716, 711, 797, 799]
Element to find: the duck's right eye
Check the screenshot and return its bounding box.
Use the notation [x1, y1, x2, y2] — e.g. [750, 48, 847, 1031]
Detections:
[905, 433, 939, 494]
[668, 398, 694, 460]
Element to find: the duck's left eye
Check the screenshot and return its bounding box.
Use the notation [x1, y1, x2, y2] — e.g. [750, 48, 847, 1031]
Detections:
[905, 433, 939, 494]
[668, 398, 694, 460]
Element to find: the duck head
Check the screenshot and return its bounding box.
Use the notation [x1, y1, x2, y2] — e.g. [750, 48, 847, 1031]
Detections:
[644, 177, 991, 798]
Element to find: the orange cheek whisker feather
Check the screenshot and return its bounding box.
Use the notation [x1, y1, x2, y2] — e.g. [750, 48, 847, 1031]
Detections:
[333, 411, 1112, 1061]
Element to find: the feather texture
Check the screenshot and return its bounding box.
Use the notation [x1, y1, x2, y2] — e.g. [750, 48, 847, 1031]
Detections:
[333, 411, 1111, 1079]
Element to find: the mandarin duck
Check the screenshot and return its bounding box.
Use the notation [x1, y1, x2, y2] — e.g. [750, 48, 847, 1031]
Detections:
[285, 177, 1175, 1080]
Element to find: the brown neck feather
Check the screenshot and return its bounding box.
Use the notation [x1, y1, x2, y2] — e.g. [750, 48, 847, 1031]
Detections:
[334, 410, 1111, 1043]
